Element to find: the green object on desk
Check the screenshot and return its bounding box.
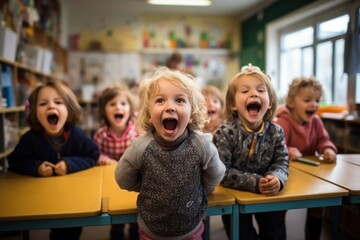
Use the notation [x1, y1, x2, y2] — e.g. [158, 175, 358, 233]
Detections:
[296, 157, 320, 166]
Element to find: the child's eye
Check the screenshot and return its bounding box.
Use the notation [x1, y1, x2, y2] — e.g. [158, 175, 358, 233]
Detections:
[155, 98, 164, 104]
[176, 98, 186, 103]
[55, 100, 64, 105]
[39, 102, 47, 106]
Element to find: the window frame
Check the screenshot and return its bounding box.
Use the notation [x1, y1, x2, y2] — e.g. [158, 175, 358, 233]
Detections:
[266, 1, 352, 104]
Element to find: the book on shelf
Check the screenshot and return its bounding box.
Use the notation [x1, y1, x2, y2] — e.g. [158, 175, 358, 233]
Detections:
[1, 64, 15, 108]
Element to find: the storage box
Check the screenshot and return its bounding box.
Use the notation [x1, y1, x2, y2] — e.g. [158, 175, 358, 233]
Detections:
[23, 45, 44, 71]
[0, 27, 17, 61]
[41, 49, 53, 74]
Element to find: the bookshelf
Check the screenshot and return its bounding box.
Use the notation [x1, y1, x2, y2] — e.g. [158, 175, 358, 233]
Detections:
[0, 54, 65, 173]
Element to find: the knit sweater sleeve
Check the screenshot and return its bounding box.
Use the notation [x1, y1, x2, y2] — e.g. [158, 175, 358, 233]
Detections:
[7, 130, 45, 176]
[115, 135, 151, 192]
[195, 132, 225, 193]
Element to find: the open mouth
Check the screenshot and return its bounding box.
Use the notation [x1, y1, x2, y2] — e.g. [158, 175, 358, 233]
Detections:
[246, 102, 261, 115]
[208, 110, 216, 117]
[47, 114, 59, 125]
[163, 118, 177, 131]
[305, 110, 315, 116]
[115, 113, 124, 120]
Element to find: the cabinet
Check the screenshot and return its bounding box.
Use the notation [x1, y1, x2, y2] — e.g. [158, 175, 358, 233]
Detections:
[322, 117, 360, 153]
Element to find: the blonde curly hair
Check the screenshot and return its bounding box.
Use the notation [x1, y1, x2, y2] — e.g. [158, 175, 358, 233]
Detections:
[136, 66, 207, 134]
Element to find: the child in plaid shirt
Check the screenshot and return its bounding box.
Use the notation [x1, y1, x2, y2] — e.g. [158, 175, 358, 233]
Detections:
[94, 84, 139, 165]
[93, 84, 139, 240]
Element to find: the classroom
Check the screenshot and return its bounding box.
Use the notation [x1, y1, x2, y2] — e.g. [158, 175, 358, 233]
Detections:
[0, 0, 359, 239]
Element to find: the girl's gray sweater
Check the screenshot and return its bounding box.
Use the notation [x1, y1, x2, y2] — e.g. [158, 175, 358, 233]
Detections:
[115, 130, 225, 239]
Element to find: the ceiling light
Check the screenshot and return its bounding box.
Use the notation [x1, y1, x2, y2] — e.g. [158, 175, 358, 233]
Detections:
[147, 0, 212, 6]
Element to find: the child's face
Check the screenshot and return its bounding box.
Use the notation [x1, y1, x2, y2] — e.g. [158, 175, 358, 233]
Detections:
[149, 78, 192, 142]
[205, 94, 222, 122]
[105, 93, 131, 133]
[36, 86, 68, 137]
[232, 75, 271, 131]
[288, 86, 321, 124]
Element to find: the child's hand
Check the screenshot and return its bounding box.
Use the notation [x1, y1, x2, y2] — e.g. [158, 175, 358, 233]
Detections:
[97, 155, 118, 165]
[323, 148, 336, 163]
[288, 148, 302, 161]
[259, 175, 280, 196]
[54, 160, 67, 176]
[38, 161, 55, 177]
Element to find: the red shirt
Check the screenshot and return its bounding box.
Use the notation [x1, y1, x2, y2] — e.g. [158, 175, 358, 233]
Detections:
[275, 105, 337, 156]
[94, 120, 139, 160]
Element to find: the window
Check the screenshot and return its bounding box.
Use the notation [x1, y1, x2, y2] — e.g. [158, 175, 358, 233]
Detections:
[278, 13, 349, 105]
[266, 2, 358, 106]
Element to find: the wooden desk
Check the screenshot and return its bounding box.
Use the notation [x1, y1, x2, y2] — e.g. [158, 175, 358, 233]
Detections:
[101, 164, 236, 240]
[225, 167, 348, 240]
[291, 156, 360, 204]
[101, 164, 138, 224]
[336, 154, 360, 166]
[0, 167, 109, 232]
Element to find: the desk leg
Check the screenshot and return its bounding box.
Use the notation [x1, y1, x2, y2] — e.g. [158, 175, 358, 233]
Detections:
[231, 204, 239, 240]
[204, 216, 210, 240]
[331, 206, 339, 240]
[22, 230, 29, 240]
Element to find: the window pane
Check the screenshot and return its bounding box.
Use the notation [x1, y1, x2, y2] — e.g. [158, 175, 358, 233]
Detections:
[334, 39, 347, 105]
[280, 49, 301, 98]
[316, 41, 333, 103]
[318, 14, 349, 40]
[281, 27, 314, 50]
[302, 47, 313, 76]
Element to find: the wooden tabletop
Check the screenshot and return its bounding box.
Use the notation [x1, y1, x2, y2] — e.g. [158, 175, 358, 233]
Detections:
[0, 167, 103, 221]
[101, 164, 235, 215]
[291, 156, 360, 195]
[336, 154, 360, 166]
[225, 167, 348, 205]
[101, 164, 138, 215]
[208, 185, 235, 207]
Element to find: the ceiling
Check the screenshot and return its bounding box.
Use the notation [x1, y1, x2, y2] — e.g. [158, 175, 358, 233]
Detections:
[63, 0, 273, 18]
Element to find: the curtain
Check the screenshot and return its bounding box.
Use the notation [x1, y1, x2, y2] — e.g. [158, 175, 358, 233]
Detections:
[344, 8, 360, 75]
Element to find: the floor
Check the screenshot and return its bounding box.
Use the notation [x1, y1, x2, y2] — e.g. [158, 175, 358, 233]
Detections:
[0, 209, 332, 240]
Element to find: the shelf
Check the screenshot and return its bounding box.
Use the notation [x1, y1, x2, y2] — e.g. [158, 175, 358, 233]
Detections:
[0, 56, 54, 78]
[0, 148, 14, 159]
[0, 106, 25, 114]
[141, 48, 230, 55]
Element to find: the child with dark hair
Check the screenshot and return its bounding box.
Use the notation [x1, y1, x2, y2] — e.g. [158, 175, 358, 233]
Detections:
[94, 84, 140, 240]
[8, 80, 99, 240]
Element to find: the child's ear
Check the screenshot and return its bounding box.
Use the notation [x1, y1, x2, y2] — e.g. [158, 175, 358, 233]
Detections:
[286, 98, 294, 109]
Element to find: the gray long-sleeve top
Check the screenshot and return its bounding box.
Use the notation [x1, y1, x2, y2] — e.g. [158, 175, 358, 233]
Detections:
[115, 130, 225, 239]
